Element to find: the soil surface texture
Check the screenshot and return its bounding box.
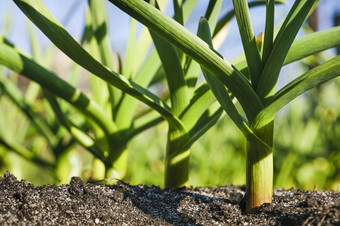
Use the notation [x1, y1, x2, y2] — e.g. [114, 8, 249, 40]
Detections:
[0, 172, 339, 225]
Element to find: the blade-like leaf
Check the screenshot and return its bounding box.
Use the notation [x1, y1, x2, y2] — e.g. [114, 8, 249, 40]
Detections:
[149, 29, 189, 117]
[0, 75, 58, 147]
[43, 89, 107, 162]
[0, 41, 117, 136]
[262, 0, 275, 65]
[256, 0, 316, 101]
[253, 55, 340, 131]
[213, 0, 286, 38]
[180, 83, 216, 132]
[88, 0, 119, 117]
[109, 0, 263, 122]
[285, 26, 340, 64]
[232, 0, 262, 89]
[204, 0, 223, 33]
[198, 17, 251, 136]
[235, 26, 340, 75]
[13, 0, 173, 121]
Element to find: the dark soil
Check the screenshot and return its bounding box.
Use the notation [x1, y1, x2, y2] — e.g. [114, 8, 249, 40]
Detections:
[0, 172, 339, 225]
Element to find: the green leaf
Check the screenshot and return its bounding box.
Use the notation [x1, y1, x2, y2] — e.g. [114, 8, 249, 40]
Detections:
[235, 26, 340, 75]
[149, 29, 189, 117]
[197, 18, 257, 138]
[0, 41, 117, 136]
[204, 0, 223, 33]
[232, 0, 262, 90]
[253, 55, 340, 131]
[88, 0, 119, 117]
[213, 0, 286, 38]
[180, 83, 216, 132]
[109, 0, 263, 122]
[0, 75, 58, 147]
[285, 26, 340, 64]
[185, 104, 223, 148]
[13, 0, 173, 120]
[262, 0, 275, 65]
[0, 138, 55, 170]
[256, 0, 316, 101]
[43, 89, 107, 162]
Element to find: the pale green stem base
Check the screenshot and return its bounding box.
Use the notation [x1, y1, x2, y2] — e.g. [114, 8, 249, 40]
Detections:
[164, 148, 190, 188]
[246, 121, 274, 213]
[106, 149, 128, 180]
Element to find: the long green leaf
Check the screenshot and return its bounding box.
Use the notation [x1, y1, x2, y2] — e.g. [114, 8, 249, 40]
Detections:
[88, 0, 119, 117]
[149, 31, 189, 117]
[285, 26, 340, 64]
[256, 0, 315, 101]
[185, 104, 223, 149]
[213, 0, 286, 38]
[0, 76, 58, 147]
[13, 0, 173, 120]
[109, 0, 263, 122]
[232, 0, 262, 90]
[0, 138, 55, 170]
[235, 26, 340, 75]
[43, 89, 107, 162]
[253, 55, 340, 131]
[0, 42, 117, 136]
[197, 18, 255, 138]
[262, 0, 275, 65]
[180, 83, 216, 132]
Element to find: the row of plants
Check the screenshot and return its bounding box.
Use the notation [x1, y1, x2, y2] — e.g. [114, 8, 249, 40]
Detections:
[0, 0, 339, 213]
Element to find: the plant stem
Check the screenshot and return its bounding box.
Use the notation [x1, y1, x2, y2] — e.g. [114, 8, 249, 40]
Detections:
[246, 120, 273, 213]
[164, 124, 190, 188]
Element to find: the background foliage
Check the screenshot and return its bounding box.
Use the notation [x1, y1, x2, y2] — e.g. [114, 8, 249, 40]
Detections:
[0, 0, 339, 191]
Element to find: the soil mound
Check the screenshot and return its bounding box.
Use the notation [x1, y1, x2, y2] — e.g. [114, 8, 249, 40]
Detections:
[0, 172, 339, 225]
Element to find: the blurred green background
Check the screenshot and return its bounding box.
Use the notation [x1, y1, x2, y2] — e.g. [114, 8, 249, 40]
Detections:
[0, 0, 339, 191]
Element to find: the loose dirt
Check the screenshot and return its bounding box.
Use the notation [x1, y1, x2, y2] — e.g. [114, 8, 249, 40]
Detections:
[0, 172, 339, 225]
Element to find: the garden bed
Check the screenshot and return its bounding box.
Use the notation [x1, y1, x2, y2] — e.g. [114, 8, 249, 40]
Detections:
[0, 172, 339, 225]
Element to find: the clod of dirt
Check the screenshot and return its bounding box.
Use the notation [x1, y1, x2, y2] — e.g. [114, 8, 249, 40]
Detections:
[0, 172, 339, 225]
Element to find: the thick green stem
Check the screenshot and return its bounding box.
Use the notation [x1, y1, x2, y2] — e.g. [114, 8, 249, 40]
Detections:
[246, 120, 273, 213]
[164, 147, 190, 188]
[164, 124, 190, 188]
[106, 149, 128, 180]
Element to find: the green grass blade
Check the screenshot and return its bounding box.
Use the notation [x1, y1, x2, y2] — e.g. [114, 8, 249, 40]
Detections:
[256, 0, 316, 101]
[232, 0, 262, 90]
[123, 111, 163, 141]
[285, 26, 340, 64]
[84, 9, 111, 113]
[13, 0, 173, 120]
[253, 55, 340, 131]
[109, 0, 263, 122]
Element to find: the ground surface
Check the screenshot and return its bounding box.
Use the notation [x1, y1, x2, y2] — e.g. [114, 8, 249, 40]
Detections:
[0, 172, 339, 225]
